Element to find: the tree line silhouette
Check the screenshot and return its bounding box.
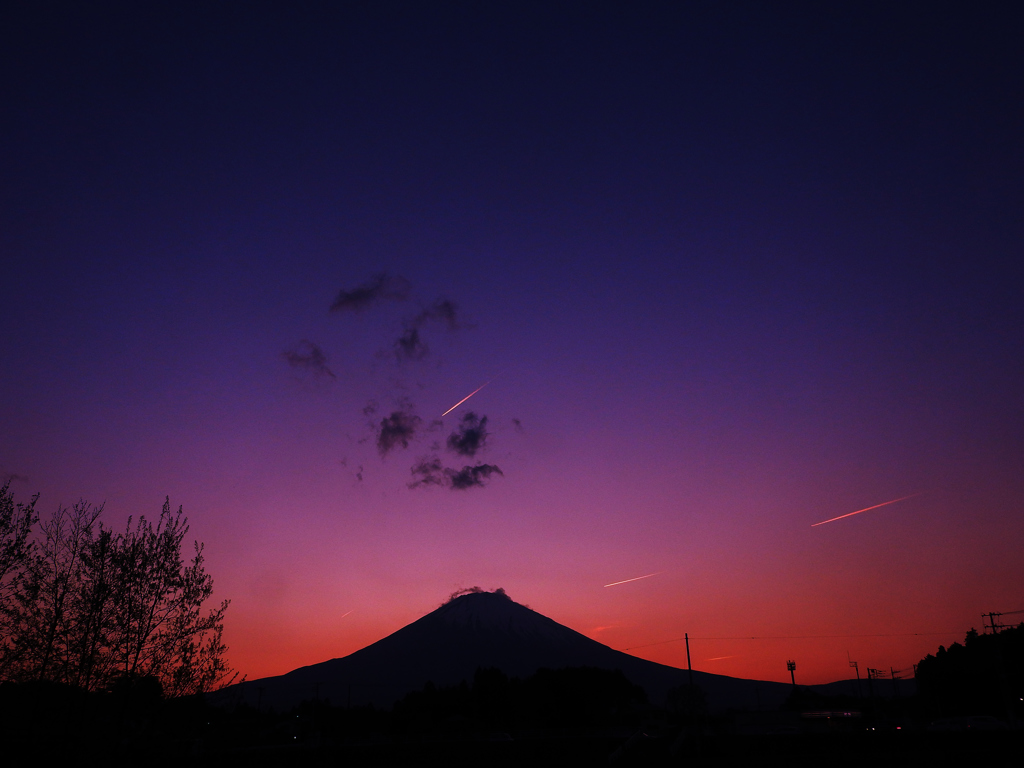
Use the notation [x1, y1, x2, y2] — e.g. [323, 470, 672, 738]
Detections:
[916, 624, 1024, 720]
[0, 482, 235, 697]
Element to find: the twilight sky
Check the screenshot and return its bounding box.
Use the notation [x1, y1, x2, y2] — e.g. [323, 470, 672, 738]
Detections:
[3, 2, 1022, 686]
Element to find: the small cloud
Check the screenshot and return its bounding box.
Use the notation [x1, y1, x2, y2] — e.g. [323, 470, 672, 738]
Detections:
[1, 471, 29, 485]
[355, 465, 364, 482]
[330, 273, 411, 313]
[394, 327, 428, 361]
[362, 400, 379, 417]
[377, 405, 421, 456]
[282, 340, 335, 379]
[393, 298, 468, 362]
[447, 463, 503, 490]
[408, 457, 503, 491]
[408, 456, 446, 488]
[446, 412, 488, 457]
[413, 298, 463, 330]
[511, 418, 524, 433]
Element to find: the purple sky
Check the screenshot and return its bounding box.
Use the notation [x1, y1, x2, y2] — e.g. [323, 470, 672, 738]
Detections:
[2, 2, 1022, 685]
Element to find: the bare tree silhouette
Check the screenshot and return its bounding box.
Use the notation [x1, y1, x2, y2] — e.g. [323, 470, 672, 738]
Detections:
[0, 488, 235, 697]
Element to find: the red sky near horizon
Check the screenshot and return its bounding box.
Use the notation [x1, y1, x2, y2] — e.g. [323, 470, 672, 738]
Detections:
[2, 3, 1022, 688]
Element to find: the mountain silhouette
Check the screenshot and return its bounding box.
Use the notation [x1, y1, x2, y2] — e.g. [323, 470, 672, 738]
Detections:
[221, 590, 793, 711]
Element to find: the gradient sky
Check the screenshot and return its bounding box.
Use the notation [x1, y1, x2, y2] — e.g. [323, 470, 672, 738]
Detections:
[3, 2, 1023, 687]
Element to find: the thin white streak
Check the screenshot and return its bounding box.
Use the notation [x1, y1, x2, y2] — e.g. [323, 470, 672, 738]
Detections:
[604, 571, 663, 588]
[441, 380, 491, 417]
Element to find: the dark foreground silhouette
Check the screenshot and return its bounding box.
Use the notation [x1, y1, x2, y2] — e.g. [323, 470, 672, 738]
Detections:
[5, 589, 1021, 765]
[3, 658, 1021, 767]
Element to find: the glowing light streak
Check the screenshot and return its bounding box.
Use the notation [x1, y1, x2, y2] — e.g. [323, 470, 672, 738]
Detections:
[441, 380, 491, 417]
[811, 492, 924, 527]
[604, 571, 663, 588]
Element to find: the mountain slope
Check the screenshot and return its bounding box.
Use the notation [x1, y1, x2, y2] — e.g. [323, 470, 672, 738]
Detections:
[220, 590, 793, 712]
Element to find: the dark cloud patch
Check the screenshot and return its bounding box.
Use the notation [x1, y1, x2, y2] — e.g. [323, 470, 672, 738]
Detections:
[446, 412, 488, 457]
[330, 273, 411, 313]
[408, 457, 503, 490]
[408, 456, 446, 489]
[1, 472, 29, 484]
[447, 463, 503, 490]
[394, 327, 428, 361]
[362, 400, 379, 417]
[282, 340, 335, 379]
[413, 298, 462, 330]
[356, 465, 364, 482]
[512, 418, 524, 433]
[393, 298, 468, 362]
[377, 405, 421, 456]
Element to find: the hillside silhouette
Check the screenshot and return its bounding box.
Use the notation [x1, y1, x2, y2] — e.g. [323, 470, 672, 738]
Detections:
[221, 589, 793, 712]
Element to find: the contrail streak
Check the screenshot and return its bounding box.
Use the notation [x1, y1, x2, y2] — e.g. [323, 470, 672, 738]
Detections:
[811, 492, 924, 527]
[441, 380, 491, 417]
[604, 572, 663, 588]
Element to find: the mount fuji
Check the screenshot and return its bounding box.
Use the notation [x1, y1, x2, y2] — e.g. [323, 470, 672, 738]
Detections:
[221, 589, 794, 712]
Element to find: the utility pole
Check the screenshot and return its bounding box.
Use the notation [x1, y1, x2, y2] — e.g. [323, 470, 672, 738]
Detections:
[890, 668, 901, 698]
[848, 654, 862, 698]
[787, 659, 796, 687]
[983, 612, 1004, 634]
[685, 633, 693, 690]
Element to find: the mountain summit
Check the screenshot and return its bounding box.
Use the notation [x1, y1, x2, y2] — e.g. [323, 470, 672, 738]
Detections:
[222, 590, 791, 711]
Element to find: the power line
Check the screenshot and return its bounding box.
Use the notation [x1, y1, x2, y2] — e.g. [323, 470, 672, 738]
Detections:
[623, 631, 960, 652]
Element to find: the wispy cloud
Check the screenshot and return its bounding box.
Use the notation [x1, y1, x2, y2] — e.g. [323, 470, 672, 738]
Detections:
[394, 326, 428, 361]
[447, 463, 503, 489]
[394, 298, 466, 361]
[413, 298, 462, 330]
[408, 457, 503, 490]
[408, 457, 447, 488]
[330, 273, 411, 313]
[282, 340, 336, 379]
